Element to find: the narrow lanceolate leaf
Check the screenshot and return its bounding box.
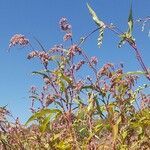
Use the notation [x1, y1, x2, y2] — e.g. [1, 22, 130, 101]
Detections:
[113, 116, 122, 141]
[87, 3, 105, 47]
[87, 3, 105, 27]
[126, 71, 146, 75]
[39, 114, 51, 132]
[32, 70, 50, 78]
[87, 92, 95, 112]
[128, 5, 133, 35]
[25, 108, 62, 125]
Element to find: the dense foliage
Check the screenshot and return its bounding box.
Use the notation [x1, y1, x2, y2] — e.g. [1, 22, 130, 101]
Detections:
[0, 3, 150, 150]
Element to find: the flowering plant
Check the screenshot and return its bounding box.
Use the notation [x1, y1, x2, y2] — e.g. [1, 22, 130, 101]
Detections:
[0, 3, 150, 150]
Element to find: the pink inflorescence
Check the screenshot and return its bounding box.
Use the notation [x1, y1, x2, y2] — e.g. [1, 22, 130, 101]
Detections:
[63, 33, 72, 41]
[59, 17, 72, 41]
[97, 63, 114, 77]
[27, 51, 51, 66]
[68, 44, 81, 58]
[9, 34, 29, 47]
[75, 80, 84, 91]
[141, 94, 150, 109]
[59, 18, 72, 31]
[90, 56, 98, 65]
[75, 60, 85, 71]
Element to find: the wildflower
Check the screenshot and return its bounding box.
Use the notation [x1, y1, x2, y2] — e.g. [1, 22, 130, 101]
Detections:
[27, 51, 38, 59]
[63, 32, 72, 41]
[59, 17, 72, 41]
[50, 44, 64, 53]
[9, 34, 29, 47]
[141, 94, 150, 109]
[38, 51, 51, 66]
[59, 17, 71, 31]
[28, 50, 51, 66]
[75, 60, 85, 71]
[43, 76, 51, 85]
[75, 80, 84, 91]
[90, 56, 98, 65]
[68, 44, 81, 58]
[97, 63, 114, 77]
[45, 94, 55, 107]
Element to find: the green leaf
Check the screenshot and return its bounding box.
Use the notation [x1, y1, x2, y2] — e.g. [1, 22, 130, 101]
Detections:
[87, 92, 95, 112]
[118, 4, 135, 48]
[73, 97, 85, 106]
[55, 140, 71, 150]
[39, 114, 51, 132]
[60, 80, 65, 92]
[94, 123, 103, 133]
[25, 108, 62, 125]
[32, 70, 50, 78]
[87, 3, 105, 27]
[61, 74, 72, 84]
[87, 3, 105, 48]
[127, 5, 133, 35]
[79, 127, 86, 133]
[118, 34, 126, 48]
[122, 130, 128, 140]
[113, 116, 122, 141]
[126, 70, 146, 75]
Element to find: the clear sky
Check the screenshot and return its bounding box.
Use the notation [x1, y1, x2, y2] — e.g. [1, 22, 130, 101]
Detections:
[0, 0, 150, 123]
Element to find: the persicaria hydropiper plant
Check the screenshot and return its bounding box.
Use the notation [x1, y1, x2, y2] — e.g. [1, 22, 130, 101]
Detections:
[0, 3, 150, 150]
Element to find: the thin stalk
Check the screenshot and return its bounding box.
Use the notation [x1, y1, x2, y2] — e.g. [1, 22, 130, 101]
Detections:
[127, 41, 150, 81]
[77, 27, 100, 46]
[106, 25, 150, 81]
[77, 23, 150, 81]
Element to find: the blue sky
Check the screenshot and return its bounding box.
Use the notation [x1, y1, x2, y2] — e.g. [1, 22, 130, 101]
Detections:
[0, 0, 149, 123]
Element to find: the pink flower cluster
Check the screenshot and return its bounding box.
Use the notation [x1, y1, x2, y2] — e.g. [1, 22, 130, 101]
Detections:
[141, 94, 150, 109]
[27, 51, 51, 66]
[97, 63, 114, 77]
[9, 34, 29, 47]
[90, 56, 98, 65]
[59, 18, 71, 31]
[75, 80, 84, 91]
[59, 17, 72, 41]
[75, 60, 85, 71]
[50, 45, 64, 53]
[63, 33, 72, 41]
[68, 44, 81, 58]
[45, 94, 55, 107]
